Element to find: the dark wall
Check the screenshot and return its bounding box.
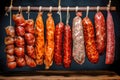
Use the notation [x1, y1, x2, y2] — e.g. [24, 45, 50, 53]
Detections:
[0, 0, 120, 74]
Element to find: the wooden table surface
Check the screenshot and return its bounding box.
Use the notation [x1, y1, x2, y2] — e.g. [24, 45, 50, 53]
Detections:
[0, 71, 120, 80]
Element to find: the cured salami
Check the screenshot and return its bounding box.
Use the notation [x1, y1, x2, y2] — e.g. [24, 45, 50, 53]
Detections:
[105, 10, 115, 64]
[95, 11, 106, 54]
[72, 12, 85, 64]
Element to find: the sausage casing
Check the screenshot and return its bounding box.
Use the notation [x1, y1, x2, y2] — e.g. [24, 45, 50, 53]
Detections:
[63, 24, 72, 68]
[94, 11, 106, 54]
[35, 12, 45, 65]
[54, 22, 64, 66]
[44, 13, 55, 69]
[82, 17, 99, 63]
[72, 12, 85, 64]
[105, 11, 115, 64]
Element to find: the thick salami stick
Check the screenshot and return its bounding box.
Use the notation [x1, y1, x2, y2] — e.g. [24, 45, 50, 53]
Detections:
[54, 22, 64, 66]
[105, 11, 115, 64]
[35, 12, 45, 65]
[63, 24, 72, 68]
[82, 17, 99, 63]
[72, 12, 85, 64]
[95, 11, 106, 54]
[44, 13, 55, 69]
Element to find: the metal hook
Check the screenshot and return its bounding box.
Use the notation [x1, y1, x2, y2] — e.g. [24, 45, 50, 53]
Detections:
[39, 6, 42, 12]
[76, 6, 79, 12]
[86, 6, 89, 17]
[18, 6, 22, 13]
[97, 6, 100, 12]
[49, 6, 52, 13]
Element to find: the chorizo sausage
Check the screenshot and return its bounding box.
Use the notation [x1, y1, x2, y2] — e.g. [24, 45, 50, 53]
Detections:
[7, 54, 15, 63]
[25, 33, 35, 46]
[72, 12, 85, 64]
[25, 19, 35, 34]
[16, 57, 26, 67]
[63, 24, 72, 68]
[15, 26, 25, 36]
[44, 13, 55, 69]
[35, 12, 45, 65]
[54, 22, 64, 66]
[105, 11, 115, 64]
[4, 36, 14, 45]
[25, 55, 36, 67]
[14, 47, 24, 57]
[5, 26, 15, 37]
[14, 36, 25, 47]
[26, 45, 35, 59]
[94, 11, 106, 54]
[7, 62, 17, 69]
[5, 45, 14, 55]
[82, 17, 99, 63]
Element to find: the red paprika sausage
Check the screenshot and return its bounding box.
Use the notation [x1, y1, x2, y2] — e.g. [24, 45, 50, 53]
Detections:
[54, 22, 64, 66]
[63, 24, 72, 68]
[82, 17, 99, 63]
[94, 11, 106, 54]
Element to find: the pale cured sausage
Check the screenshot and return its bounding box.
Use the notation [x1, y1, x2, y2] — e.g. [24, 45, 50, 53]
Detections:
[72, 12, 85, 64]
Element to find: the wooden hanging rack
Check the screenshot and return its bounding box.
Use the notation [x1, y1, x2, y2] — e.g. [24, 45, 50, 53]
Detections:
[5, 6, 116, 12]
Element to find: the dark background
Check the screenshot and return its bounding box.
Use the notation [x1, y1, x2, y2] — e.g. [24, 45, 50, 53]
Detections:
[0, 0, 120, 75]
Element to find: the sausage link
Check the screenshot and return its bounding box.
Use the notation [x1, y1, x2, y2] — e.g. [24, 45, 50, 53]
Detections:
[105, 11, 115, 64]
[25, 55, 36, 67]
[63, 24, 72, 68]
[72, 12, 85, 64]
[82, 17, 99, 63]
[44, 13, 55, 69]
[35, 12, 45, 65]
[95, 11, 106, 54]
[54, 22, 64, 66]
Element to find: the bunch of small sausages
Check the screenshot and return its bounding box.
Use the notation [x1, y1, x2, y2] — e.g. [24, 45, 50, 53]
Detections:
[4, 7, 115, 69]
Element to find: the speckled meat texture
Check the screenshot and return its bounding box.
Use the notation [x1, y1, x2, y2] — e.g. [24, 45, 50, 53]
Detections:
[54, 22, 64, 66]
[44, 13, 55, 69]
[82, 17, 99, 63]
[35, 12, 45, 65]
[94, 11, 106, 54]
[63, 24, 72, 68]
[12, 13, 26, 67]
[72, 12, 85, 64]
[5, 26, 16, 69]
[105, 11, 115, 64]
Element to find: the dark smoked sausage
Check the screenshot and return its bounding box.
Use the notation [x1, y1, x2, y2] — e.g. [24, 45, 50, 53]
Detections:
[105, 11, 115, 64]
[82, 17, 99, 63]
[54, 22, 64, 66]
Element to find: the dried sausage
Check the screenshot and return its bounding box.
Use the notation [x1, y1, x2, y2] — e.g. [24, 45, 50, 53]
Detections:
[72, 12, 85, 64]
[44, 13, 55, 69]
[54, 22, 64, 65]
[94, 11, 106, 54]
[105, 11, 115, 64]
[82, 17, 99, 63]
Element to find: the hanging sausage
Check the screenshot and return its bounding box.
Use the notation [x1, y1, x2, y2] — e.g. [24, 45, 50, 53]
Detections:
[24, 6, 36, 67]
[105, 6, 115, 64]
[72, 12, 85, 64]
[54, 6, 64, 66]
[63, 7, 72, 68]
[13, 13, 26, 67]
[44, 7, 55, 69]
[94, 6, 106, 54]
[82, 6, 99, 63]
[4, 6, 16, 69]
[35, 10, 45, 65]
